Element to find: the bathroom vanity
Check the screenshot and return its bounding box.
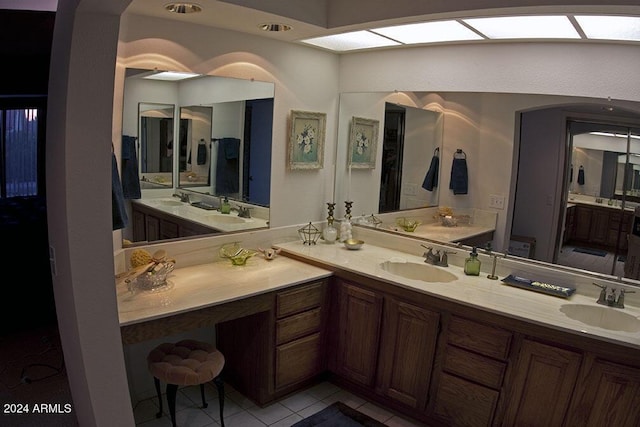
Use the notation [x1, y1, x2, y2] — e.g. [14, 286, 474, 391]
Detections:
[116, 229, 640, 426]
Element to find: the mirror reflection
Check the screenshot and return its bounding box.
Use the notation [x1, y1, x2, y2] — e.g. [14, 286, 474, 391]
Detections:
[121, 69, 274, 244]
[335, 92, 443, 219]
[559, 122, 640, 277]
[138, 103, 174, 187]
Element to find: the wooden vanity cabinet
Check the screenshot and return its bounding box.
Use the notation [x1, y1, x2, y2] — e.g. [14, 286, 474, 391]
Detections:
[331, 279, 440, 412]
[569, 203, 632, 252]
[274, 281, 326, 392]
[131, 202, 219, 242]
[501, 339, 582, 426]
[432, 316, 512, 427]
[216, 279, 328, 406]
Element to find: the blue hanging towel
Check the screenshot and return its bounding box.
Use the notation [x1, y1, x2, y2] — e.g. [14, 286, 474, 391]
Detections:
[449, 149, 468, 195]
[112, 153, 128, 230]
[121, 135, 141, 199]
[422, 147, 439, 191]
[197, 139, 207, 165]
[215, 138, 240, 194]
[577, 165, 585, 185]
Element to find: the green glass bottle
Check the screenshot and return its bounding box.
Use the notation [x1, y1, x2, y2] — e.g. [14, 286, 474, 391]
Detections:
[464, 247, 481, 276]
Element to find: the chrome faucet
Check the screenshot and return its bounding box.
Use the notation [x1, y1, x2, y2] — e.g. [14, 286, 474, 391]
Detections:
[172, 192, 190, 203]
[235, 205, 253, 218]
[421, 245, 456, 267]
[594, 283, 635, 309]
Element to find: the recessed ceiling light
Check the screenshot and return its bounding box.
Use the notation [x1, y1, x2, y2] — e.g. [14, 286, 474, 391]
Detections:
[259, 23, 292, 32]
[372, 20, 484, 44]
[143, 71, 200, 81]
[463, 15, 581, 39]
[165, 3, 202, 14]
[575, 15, 640, 41]
[301, 31, 400, 52]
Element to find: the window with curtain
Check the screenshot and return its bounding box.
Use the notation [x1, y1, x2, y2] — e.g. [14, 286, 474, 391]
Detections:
[0, 98, 46, 198]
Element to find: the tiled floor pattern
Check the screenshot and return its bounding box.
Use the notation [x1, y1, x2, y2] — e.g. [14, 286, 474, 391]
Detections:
[133, 381, 426, 427]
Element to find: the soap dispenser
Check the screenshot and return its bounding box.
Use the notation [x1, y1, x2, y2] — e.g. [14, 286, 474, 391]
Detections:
[220, 196, 231, 214]
[464, 247, 481, 276]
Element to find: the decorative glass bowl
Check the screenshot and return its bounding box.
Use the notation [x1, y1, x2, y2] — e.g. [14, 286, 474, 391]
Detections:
[396, 217, 421, 232]
[440, 215, 458, 227]
[134, 261, 175, 292]
[344, 239, 364, 250]
[220, 243, 256, 265]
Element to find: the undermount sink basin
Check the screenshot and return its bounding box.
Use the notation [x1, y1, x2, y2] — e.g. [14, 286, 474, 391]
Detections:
[156, 199, 183, 206]
[206, 215, 246, 224]
[380, 261, 457, 283]
[559, 304, 640, 332]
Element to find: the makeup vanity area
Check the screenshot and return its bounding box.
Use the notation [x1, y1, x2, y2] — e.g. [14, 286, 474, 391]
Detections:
[115, 221, 640, 426]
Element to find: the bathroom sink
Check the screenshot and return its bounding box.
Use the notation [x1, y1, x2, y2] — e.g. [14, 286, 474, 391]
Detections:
[206, 215, 246, 224]
[380, 261, 457, 283]
[559, 304, 640, 332]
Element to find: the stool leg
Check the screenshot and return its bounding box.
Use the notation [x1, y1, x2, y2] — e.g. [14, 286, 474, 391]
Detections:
[214, 375, 225, 427]
[153, 377, 163, 419]
[166, 384, 178, 427]
[200, 383, 208, 408]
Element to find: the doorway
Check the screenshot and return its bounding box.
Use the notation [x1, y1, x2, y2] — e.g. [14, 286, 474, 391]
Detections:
[379, 103, 405, 213]
[557, 120, 640, 276]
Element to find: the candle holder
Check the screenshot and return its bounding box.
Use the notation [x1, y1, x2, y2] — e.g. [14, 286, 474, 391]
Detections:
[323, 202, 338, 243]
[344, 201, 353, 220]
[298, 222, 322, 245]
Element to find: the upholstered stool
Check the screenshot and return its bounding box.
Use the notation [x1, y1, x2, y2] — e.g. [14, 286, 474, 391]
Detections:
[147, 339, 225, 427]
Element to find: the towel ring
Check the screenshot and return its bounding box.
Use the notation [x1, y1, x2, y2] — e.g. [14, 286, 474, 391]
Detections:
[454, 149, 466, 159]
[433, 147, 440, 156]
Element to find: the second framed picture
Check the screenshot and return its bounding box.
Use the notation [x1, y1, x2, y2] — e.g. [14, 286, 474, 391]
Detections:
[348, 116, 379, 169]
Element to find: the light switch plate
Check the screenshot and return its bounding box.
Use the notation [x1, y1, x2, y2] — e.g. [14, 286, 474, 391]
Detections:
[489, 194, 505, 209]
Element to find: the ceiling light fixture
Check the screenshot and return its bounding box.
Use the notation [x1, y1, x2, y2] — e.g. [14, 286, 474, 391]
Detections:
[372, 20, 484, 44]
[575, 15, 640, 41]
[463, 15, 581, 39]
[301, 31, 400, 52]
[143, 71, 200, 81]
[259, 23, 292, 32]
[165, 3, 202, 14]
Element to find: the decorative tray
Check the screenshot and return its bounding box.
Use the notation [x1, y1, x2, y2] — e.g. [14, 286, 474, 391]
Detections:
[502, 274, 576, 298]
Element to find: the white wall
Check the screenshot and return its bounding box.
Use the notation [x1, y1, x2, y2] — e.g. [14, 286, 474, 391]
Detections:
[117, 13, 340, 231]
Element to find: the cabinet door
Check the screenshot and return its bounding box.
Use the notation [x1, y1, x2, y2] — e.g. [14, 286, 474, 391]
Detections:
[590, 209, 610, 243]
[145, 215, 160, 241]
[335, 281, 383, 387]
[132, 209, 146, 242]
[574, 206, 592, 241]
[565, 359, 640, 427]
[376, 298, 439, 409]
[502, 339, 582, 426]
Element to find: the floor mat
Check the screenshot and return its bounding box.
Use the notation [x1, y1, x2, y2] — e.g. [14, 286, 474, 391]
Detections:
[572, 247, 607, 257]
[292, 401, 387, 426]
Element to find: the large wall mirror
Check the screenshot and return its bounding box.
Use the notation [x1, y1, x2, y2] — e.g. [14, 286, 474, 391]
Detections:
[121, 69, 275, 243]
[335, 91, 443, 219]
[138, 102, 174, 187]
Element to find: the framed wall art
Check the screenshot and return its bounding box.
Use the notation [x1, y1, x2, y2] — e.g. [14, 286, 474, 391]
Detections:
[288, 110, 326, 170]
[348, 116, 379, 169]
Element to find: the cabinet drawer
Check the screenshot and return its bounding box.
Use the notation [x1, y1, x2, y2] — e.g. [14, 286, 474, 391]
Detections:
[448, 316, 512, 360]
[276, 308, 321, 345]
[276, 282, 324, 318]
[434, 372, 499, 427]
[275, 333, 322, 389]
[443, 345, 507, 389]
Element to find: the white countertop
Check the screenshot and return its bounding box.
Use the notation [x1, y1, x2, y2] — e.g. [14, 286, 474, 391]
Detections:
[397, 222, 494, 242]
[133, 197, 269, 233]
[116, 255, 331, 326]
[274, 240, 640, 350]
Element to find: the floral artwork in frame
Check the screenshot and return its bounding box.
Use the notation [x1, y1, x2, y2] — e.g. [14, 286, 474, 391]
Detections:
[288, 110, 326, 170]
[349, 116, 379, 169]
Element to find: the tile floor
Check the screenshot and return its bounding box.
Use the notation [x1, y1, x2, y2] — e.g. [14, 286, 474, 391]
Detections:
[133, 381, 427, 427]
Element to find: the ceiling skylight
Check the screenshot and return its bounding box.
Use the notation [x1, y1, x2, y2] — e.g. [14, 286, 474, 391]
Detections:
[462, 15, 580, 39]
[371, 20, 484, 44]
[143, 71, 200, 81]
[575, 15, 640, 42]
[299, 14, 640, 53]
[302, 31, 400, 51]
